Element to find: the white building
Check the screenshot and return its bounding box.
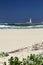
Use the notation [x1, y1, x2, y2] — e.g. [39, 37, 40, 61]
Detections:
[29, 18, 32, 24]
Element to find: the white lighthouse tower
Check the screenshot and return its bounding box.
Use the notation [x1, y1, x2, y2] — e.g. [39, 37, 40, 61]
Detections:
[29, 18, 32, 24]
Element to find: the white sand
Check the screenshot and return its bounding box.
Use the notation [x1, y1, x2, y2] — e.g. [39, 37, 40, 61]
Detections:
[0, 29, 43, 52]
[0, 28, 43, 65]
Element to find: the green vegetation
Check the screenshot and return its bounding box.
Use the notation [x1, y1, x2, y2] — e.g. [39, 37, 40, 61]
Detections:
[3, 62, 6, 65]
[0, 52, 9, 57]
[8, 56, 22, 65]
[3, 53, 43, 65]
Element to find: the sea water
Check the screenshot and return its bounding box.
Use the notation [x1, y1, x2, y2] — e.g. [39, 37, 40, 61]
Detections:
[0, 23, 43, 29]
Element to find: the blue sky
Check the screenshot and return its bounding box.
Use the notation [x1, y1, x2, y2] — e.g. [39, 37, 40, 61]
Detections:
[0, 0, 43, 23]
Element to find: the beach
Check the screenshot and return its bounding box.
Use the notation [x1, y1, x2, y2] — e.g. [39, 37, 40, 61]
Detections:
[0, 28, 43, 52]
[0, 28, 43, 65]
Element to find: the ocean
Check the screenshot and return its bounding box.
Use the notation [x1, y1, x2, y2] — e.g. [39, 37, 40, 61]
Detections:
[0, 23, 43, 29]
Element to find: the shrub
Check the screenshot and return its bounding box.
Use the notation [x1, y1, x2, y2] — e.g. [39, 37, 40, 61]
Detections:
[3, 53, 43, 65]
[3, 62, 6, 65]
[0, 52, 9, 57]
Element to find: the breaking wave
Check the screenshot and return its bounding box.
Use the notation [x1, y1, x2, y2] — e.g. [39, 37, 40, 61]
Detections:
[0, 23, 43, 29]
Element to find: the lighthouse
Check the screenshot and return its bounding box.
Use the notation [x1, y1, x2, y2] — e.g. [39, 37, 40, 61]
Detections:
[30, 18, 32, 24]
